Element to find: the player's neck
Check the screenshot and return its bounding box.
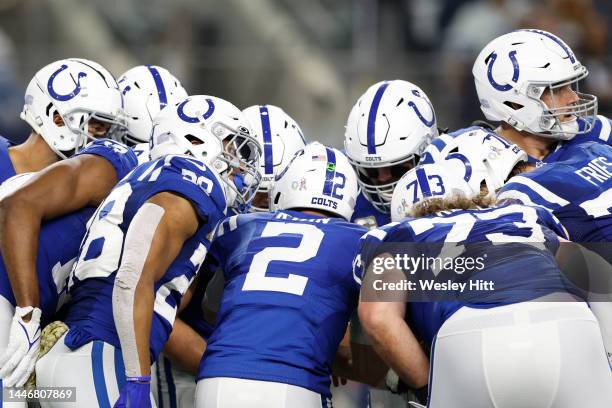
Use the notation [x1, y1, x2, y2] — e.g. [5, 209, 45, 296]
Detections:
[495, 124, 557, 161]
[9, 132, 60, 173]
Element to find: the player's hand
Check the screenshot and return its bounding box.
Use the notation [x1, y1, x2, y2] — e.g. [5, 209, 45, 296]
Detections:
[0, 306, 41, 387]
[114, 376, 152, 408]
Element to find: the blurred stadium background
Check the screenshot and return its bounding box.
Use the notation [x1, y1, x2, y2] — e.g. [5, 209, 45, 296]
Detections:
[0, 0, 610, 147]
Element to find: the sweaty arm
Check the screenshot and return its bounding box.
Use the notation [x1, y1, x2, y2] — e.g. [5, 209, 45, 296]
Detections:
[358, 253, 429, 389]
[112, 192, 200, 377]
[0, 154, 119, 308]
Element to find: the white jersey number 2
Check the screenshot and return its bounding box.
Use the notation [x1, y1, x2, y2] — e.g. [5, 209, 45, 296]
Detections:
[242, 222, 324, 296]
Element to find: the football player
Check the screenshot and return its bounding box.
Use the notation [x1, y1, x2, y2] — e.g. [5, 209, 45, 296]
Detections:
[344, 79, 438, 229]
[0, 59, 133, 391]
[424, 29, 608, 166]
[116, 66, 196, 408]
[195, 142, 366, 408]
[117, 65, 188, 164]
[359, 154, 612, 407]
[343, 79, 438, 407]
[0, 58, 126, 184]
[0, 140, 136, 387]
[149, 103, 308, 408]
[35, 95, 260, 408]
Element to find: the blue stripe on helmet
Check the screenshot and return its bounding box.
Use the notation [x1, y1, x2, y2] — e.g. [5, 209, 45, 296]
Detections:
[367, 82, 389, 154]
[322, 147, 336, 196]
[415, 167, 432, 197]
[259, 105, 274, 175]
[147, 65, 168, 109]
[522, 29, 576, 63]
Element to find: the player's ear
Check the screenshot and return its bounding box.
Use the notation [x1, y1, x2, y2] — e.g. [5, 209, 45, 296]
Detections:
[52, 112, 65, 127]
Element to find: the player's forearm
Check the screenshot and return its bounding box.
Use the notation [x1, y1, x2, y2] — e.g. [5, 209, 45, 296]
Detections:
[163, 318, 206, 375]
[359, 307, 429, 388]
[0, 197, 41, 307]
[133, 279, 155, 376]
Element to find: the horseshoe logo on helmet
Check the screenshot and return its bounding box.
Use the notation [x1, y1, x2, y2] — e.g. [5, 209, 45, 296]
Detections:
[177, 98, 216, 123]
[47, 64, 88, 101]
[487, 50, 520, 92]
[407, 89, 436, 127]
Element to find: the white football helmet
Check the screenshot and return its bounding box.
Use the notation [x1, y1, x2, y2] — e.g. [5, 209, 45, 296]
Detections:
[117, 65, 188, 145]
[344, 80, 438, 213]
[473, 29, 597, 140]
[20, 58, 127, 159]
[422, 128, 527, 195]
[150, 95, 261, 211]
[270, 142, 358, 221]
[242, 104, 306, 211]
[390, 162, 473, 222]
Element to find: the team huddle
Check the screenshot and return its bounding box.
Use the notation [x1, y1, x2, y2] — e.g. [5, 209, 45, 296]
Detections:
[0, 28, 610, 408]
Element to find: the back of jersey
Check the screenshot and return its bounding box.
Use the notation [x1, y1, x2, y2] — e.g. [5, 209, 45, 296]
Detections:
[499, 142, 612, 242]
[200, 210, 366, 397]
[362, 203, 574, 348]
[64, 154, 227, 359]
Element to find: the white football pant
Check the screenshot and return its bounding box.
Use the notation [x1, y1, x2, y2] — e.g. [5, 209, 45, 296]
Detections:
[195, 377, 331, 408]
[151, 356, 196, 408]
[36, 332, 157, 408]
[428, 296, 612, 408]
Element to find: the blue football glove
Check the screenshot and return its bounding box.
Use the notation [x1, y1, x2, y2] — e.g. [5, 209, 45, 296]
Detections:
[114, 376, 152, 408]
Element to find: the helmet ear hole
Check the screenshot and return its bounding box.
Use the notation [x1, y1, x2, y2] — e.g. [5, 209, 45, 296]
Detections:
[503, 101, 523, 110]
[185, 134, 202, 145]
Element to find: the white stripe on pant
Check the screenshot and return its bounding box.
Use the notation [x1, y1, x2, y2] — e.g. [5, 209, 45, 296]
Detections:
[195, 377, 331, 408]
[35, 332, 157, 408]
[428, 296, 612, 408]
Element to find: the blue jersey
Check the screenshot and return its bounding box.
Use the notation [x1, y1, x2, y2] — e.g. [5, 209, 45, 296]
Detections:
[63, 154, 227, 362]
[499, 142, 612, 242]
[576, 115, 612, 145]
[198, 210, 367, 397]
[351, 191, 390, 229]
[0, 135, 16, 184]
[0, 139, 137, 324]
[542, 116, 612, 163]
[358, 203, 574, 348]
